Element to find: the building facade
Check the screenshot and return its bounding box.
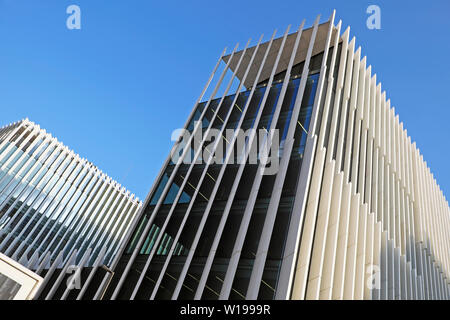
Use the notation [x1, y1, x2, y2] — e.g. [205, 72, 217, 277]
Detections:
[34, 11, 450, 300]
[0, 119, 142, 272]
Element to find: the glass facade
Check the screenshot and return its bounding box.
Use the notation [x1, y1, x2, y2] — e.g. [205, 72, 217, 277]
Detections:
[111, 58, 321, 299]
[0, 120, 142, 268]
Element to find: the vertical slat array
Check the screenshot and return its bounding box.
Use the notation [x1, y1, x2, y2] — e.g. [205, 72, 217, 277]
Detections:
[105, 13, 337, 301]
[110, 44, 234, 299]
[0, 119, 142, 271]
[84, 11, 449, 301]
[289, 17, 450, 300]
[32, 245, 108, 300]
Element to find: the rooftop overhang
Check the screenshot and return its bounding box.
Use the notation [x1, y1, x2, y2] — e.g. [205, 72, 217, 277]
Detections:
[222, 21, 337, 88]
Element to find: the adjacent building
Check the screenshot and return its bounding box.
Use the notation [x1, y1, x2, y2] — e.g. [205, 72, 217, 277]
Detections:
[0, 118, 142, 272]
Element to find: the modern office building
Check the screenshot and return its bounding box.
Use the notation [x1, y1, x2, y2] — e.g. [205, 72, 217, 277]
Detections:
[0, 118, 142, 273]
[34, 11, 450, 300]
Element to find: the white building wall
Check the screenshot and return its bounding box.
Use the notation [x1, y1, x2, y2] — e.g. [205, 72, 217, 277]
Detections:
[291, 17, 450, 300]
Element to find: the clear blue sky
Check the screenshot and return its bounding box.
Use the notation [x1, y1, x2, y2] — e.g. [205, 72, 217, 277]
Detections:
[1, 0, 449, 201]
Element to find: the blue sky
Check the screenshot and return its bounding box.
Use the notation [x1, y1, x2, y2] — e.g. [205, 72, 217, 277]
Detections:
[0, 0, 449, 200]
